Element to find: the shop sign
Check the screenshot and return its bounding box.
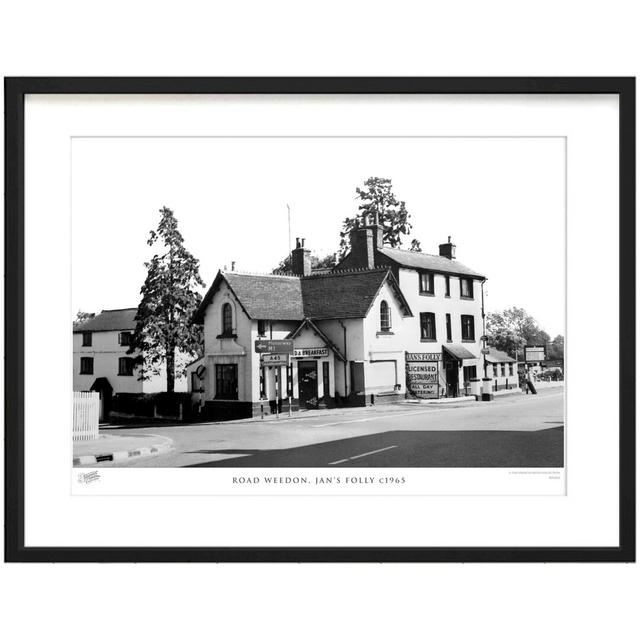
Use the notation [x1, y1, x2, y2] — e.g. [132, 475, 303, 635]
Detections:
[293, 347, 328, 358]
[405, 353, 440, 399]
[405, 351, 441, 362]
[524, 345, 546, 362]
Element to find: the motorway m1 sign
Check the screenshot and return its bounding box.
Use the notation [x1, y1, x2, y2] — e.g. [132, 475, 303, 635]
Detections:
[254, 339, 294, 355]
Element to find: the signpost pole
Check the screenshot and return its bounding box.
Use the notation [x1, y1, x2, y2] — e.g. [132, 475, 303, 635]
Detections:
[275, 366, 279, 419]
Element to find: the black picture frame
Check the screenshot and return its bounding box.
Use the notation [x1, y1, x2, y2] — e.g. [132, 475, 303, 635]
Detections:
[4, 77, 635, 563]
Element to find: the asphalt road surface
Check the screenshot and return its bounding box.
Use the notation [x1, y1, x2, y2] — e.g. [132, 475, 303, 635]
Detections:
[100, 388, 564, 468]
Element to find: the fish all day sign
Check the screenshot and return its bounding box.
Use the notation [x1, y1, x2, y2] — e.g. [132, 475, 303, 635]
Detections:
[405, 352, 440, 399]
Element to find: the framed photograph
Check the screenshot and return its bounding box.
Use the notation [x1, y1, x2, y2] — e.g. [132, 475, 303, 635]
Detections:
[5, 77, 635, 562]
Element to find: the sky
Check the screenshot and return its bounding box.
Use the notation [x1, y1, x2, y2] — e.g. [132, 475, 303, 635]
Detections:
[72, 136, 565, 337]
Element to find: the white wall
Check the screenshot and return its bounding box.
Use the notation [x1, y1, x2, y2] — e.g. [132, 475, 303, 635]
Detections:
[73, 330, 187, 394]
[362, 279, 415, 394]
[73, 330, 143, 394]
[396, 268, 484, 392]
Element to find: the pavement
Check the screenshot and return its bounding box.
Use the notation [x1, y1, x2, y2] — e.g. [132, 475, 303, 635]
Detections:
[73, 433, 174, 466]
[95, 386, 564, 468]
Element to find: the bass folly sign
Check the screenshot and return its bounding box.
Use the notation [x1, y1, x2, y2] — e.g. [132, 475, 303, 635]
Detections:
[405, 352, 440, 399]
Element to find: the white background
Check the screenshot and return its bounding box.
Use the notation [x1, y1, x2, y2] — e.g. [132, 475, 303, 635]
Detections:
[1, 2, 638, 640]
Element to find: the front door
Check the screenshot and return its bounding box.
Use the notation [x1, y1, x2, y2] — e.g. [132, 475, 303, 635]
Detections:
[444, 354, 459, 398]
[297, 360, 319, 409]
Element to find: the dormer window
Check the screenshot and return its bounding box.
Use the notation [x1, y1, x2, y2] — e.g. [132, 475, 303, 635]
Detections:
[380, 300, 391, 332]
[222, 303, 233, 335]
[419, 271, 434, 295]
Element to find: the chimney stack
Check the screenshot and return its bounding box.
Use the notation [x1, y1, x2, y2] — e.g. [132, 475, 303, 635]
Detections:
[439, 236, 456, 260]
[291, 237, 311, 276]
[349, 226, 376, 269]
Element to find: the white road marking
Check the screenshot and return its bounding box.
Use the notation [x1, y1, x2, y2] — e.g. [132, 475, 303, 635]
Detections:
[328, 445, 398, 465]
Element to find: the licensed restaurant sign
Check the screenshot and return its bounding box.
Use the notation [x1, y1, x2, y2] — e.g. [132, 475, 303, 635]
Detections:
[405, 351, 440, 399]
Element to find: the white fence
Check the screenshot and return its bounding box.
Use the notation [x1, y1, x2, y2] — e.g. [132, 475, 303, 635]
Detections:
[73, 391, 100, 441]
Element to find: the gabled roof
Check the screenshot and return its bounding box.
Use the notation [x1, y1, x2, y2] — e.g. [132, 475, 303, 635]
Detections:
[193, 271, 304, 324]
[73, 308, 137, 333]
[376, 247, 485, 279]
[286, 318, 347, 362]
[301, 268, 412, 319]
[485, 347, 516, 363]
[193, 267, 413, 324]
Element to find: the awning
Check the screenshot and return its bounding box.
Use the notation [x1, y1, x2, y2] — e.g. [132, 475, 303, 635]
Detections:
[443, 344, 476, 361]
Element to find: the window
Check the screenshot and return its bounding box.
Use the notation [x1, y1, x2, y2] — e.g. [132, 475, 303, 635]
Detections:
[419, 271, 434, 295]
[461, 314, 475, 341]
[500, 363, 506, 377]
[460, 278, 474, 298]
[492, 364, 498, 378]
[509, 363, 514, 376]
[82, 332, 92, 347]
[80, 357, 93, 375]
[215, 364, 238, 399]
[463, 365, 477, 381]
[445, 313, 452, 342]
[420, 312, 436, 341]
[380, 300, 391, 332]
[444, 275, 451, 297]
[257, 319, 267, 337]
[222, 303, 233, 335]
[118, 331, 132, 346]
[118, 357, 134, 376]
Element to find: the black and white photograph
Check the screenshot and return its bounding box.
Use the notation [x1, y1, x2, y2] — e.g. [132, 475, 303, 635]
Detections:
[6, 78, 632, 563]
[71, 134, 565, 474]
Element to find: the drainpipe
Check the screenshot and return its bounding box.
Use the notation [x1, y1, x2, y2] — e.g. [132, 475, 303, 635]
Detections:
[337, 320, 348, 398]
[481, 278, 488, 379]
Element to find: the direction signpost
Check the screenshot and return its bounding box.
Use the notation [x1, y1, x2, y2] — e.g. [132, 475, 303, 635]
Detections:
[254, 339, 294, 354]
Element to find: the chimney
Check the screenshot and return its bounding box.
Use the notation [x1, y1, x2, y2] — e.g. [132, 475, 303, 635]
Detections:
[291, 237, 311, 276]
[231, 261, 236, 272]
[349, 226, 376, 269]
[439, 236, 456, 260]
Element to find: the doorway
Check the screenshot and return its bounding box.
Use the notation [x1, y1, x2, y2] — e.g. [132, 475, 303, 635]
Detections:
[443, 353, 459, 398]
[297, 360, 319, 409]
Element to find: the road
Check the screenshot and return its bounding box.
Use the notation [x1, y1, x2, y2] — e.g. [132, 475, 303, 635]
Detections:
[99, 388, 564, 468]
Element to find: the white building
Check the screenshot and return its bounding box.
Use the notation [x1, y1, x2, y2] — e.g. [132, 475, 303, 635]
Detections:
[73, 308, 186, 419]
[190, 223, 488, 420]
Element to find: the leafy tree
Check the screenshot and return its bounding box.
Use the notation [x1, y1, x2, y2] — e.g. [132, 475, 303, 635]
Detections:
[129, 207, 205, 392]
[338, 177, 418, 258]
[272, 251, 337, 273]
[74, 310, 95, 327]
[546, 334, 565, 362]
[486, 307, 550, 359]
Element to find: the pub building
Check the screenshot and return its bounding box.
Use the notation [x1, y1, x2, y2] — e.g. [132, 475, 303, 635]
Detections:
[189, 222, 487, 420]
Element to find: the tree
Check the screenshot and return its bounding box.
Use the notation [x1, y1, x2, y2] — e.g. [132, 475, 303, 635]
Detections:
[546, 334, 565, 363]
[272, 251, 337, 273]
[74, 310, 95, 327]
[129, 207, 205, 392]
[338, 177, 418, 258]
[486, 307, 550, 359]
[409, 238, 422, 252]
